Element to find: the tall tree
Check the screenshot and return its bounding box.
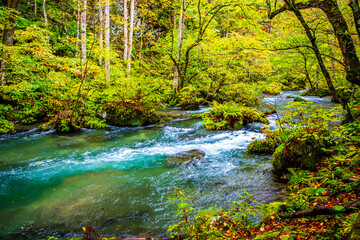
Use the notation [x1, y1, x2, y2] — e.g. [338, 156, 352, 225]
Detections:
[1, 0, 22, 85]
[81, 0, 87, 81]
[98, 0, 104, 66]
[267, 0, 355, 119]
[123, 0, 128, 63]
[75, 0, 80, 57]
[126, 0, 135, 78]
[34, 0, 37, 14]
[43, 0, 48, 28]
[104, 0, 110, 86]
[173, 0, 185, 92]
[349, 0, 360, 40]
[169, 0, 228, 92]
[267, 0, 360, 87]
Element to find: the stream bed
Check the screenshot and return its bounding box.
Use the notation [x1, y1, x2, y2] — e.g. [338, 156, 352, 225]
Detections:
[0, 91, 335, 239]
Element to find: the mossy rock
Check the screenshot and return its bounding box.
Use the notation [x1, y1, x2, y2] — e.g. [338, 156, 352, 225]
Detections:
[165, 149, 205, 166]
[294, 96, 307, 102]
[180, 100, 201, 110]
[247, 139, 277, 154]
[349, 213, 360, 240]
[106, 112, 160, 127]
[247, 129, 283, 154]
[302, 88, 331, 98]
[272, 134, 329, 172]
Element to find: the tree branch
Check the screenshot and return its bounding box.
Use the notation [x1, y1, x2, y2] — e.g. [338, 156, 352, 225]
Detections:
[278, 200, 360, 218]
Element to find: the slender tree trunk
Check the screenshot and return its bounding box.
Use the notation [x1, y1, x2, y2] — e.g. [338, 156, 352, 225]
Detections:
[316, 63, 319, 91]
[319, 0, 360, 87]
[123, 0, 128, 62]
[268, 0, 360, 87]
[126, 0, 135, 78]
[81, 0, 87, 82]
[285, 0, 353, 120]
[349, 0, 360, 40]
[34, 0, 37, 14]
[1, 0, 22, 86]
[43, 0, 48, 28]
[174, 0, 185, 92]
[104, 0, 110, 87]
[2, 0, 22, 46]
[304, 58, 314, 90]
[75, 0, 80, 57]
[98, 0, 104, 66]
[225, 9, 230, 38]
[139, 19, 144, 62]
[172, 6, 178, 91]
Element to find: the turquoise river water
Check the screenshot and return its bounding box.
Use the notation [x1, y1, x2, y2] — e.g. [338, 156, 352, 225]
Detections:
[0, 91, 335, 239]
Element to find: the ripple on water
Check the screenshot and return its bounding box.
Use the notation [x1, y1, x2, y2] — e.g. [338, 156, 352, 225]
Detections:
[0, 96, 302, 239]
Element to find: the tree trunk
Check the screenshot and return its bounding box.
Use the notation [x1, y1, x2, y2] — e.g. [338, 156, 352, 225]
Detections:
[104, 0, 110, 87]
[349, 0, 360, 41]
[316, 63, 319, 91]
[174, 0, 185, 92]
[319, 0, 360, 87]
[98, 0, 104, 66]
[126, 0, 135, 78]
[284, 0, 353, 120]
[2, 0, 22, 46]
[123, 0, 128, 62]
[81, 0, 87, 82]
[75, 0, 80, 57]
[35, 0, 37, 14]
[268, 0, 360, 87]
[1, 0, 22, 86]
[43, 0, 48, 28]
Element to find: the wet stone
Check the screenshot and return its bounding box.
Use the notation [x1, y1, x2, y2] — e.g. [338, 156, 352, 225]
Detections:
[164, 149, 205, 166]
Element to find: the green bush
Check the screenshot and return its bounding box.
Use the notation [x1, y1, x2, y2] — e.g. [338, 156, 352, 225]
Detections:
[0, 118, 15, 134]
[247, 128, 284, 154]
[202, 102, 269, 130]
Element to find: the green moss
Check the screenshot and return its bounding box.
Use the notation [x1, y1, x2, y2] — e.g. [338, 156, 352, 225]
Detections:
[247, 128, 282, 154]
[272, 130, 330, 172]
[294, 96, 307, 102]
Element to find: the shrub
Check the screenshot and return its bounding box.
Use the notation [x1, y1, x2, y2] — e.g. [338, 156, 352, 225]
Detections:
[202, 102, 269, 130]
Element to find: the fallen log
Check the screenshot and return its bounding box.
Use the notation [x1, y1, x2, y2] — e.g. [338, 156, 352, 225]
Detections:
[278, 200, 360, 219]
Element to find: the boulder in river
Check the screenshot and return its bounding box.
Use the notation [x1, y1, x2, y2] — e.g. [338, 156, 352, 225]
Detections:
[272, 134, 330, 172]
[165, 149, 205, 166]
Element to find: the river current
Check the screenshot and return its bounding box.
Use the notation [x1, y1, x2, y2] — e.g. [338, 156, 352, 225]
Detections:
[0, 91, 334, 239]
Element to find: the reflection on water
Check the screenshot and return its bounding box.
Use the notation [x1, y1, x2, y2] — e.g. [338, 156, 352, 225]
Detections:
[0, 91, 334, 239]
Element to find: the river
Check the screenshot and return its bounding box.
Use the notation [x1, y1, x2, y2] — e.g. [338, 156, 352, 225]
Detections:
[0, 91, 335, 239]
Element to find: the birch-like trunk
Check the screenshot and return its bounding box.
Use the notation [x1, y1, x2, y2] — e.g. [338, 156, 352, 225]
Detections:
[98, 0, 104, 66]
[75, 0, 80, 57]
[43, 0, 48, 28]
[174, 0, 185, 92]
[123, 0, 128, 62]
[104, 0, 110, 87]
[81, 0, 87, 82]
[126, 0, 135, 78]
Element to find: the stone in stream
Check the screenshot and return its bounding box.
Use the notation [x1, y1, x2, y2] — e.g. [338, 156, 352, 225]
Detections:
[165, 149, 205, 166]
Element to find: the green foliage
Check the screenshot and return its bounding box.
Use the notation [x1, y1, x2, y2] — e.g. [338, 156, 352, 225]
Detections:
[202, 102, 269, 130]
[247, 127, 285, 154]
[271, 102, 343, 172]
[168, 188, 262, 240]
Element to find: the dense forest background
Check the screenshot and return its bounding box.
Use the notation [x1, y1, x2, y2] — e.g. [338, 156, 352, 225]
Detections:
[1, 0, 359, 134]
[1, 0, 360, 239]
